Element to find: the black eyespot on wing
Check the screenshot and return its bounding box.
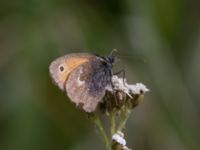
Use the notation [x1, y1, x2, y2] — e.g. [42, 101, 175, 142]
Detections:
[59, 66, 64, 72]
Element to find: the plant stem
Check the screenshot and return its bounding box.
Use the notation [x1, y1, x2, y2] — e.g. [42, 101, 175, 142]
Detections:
[91, 113, 111, 150]
[110, 111, 116, 136]
[117, 108, 131, 132]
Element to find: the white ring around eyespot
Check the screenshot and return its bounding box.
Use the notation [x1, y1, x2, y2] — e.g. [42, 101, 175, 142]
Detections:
[59, 64, 65, 72]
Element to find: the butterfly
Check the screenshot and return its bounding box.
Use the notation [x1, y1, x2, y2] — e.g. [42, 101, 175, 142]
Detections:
[49, 52, 116, 112]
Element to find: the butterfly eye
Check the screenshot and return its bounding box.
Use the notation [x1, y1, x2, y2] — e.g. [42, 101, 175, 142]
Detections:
[59, 66, 64, 72]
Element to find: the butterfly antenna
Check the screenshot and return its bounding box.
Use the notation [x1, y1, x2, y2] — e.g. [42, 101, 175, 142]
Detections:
[109, 49, 118, 57]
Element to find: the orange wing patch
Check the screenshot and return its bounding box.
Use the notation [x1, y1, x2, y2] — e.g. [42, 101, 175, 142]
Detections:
[59, 57, 92, 83]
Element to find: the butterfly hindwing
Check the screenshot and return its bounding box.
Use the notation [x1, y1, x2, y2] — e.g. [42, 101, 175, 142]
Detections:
[65, 58, 112, 112]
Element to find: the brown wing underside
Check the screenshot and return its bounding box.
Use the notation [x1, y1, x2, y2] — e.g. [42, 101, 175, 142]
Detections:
[49, 53, 96, 90]
[65, 60, 108, 112]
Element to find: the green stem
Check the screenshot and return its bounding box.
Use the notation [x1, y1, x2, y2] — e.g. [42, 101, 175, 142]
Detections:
[90, 113, 111, 150]
[117, 108, 131, 132]
[110, 111, 116, 136]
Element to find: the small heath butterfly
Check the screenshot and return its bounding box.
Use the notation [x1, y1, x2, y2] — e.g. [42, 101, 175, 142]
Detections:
[49, 52, 116, 112]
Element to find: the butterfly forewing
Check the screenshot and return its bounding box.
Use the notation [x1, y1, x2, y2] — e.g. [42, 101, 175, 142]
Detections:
[49, 53, 96, 90]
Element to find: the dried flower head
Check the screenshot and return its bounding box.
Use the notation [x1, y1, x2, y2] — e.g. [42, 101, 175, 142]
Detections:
[112, 131, 126, 146]
[112, 131, 131, 150]
[100, 75, 149, 113]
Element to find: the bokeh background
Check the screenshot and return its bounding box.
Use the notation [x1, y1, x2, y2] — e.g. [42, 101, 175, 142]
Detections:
[0, 0, 200, 150]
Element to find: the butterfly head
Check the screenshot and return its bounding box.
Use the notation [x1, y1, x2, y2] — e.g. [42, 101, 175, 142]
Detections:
[101, 49, 118, 68]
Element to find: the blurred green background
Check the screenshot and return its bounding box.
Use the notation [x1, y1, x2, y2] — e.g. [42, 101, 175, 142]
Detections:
[0, 0, 200, 150]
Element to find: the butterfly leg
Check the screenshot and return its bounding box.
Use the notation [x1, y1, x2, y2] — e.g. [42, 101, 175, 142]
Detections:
[109, 70, 119, 107]
[114, 69, 126, 85]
